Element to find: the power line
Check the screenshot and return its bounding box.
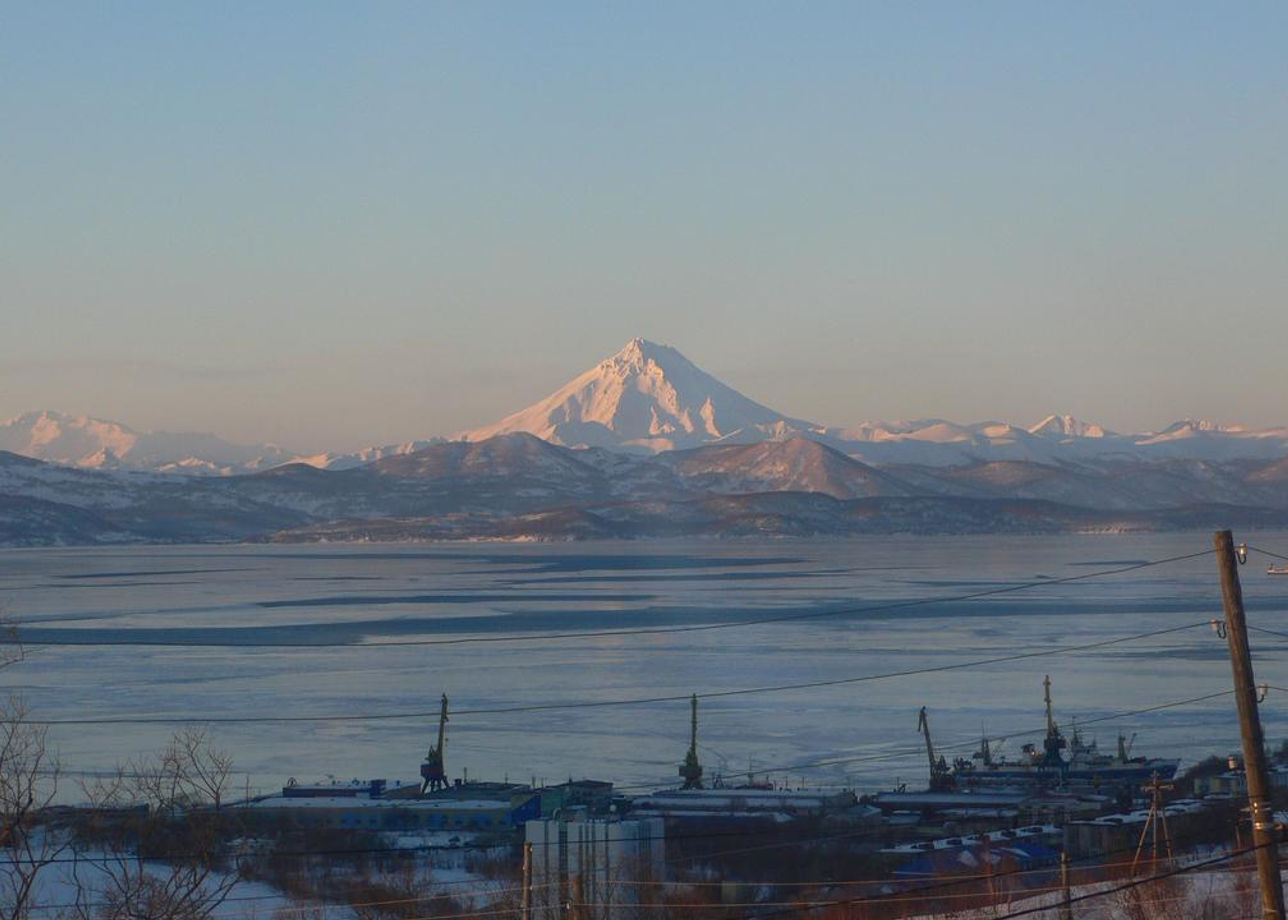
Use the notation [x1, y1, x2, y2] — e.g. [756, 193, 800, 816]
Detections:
[603, 685, 1237, 793]
[21, 684, 1239, 871]
[5, 548, 1216, 651]
[228, 846, 1269, 920]
[25, 737, 1266, 917]
[16, 822, 1214, 916]
[22, 620, 1208, 726]
[985, 843, 1269, 920]
[1249, 624, 1288, 643]
[9, 823, 1043, 914]
[9, 821, 887, 869]
[743, 840, 1267, 920]
[742, 686, 1235, 778]
[23, 878, 551, 916]
[1250, 544, 1288, 564]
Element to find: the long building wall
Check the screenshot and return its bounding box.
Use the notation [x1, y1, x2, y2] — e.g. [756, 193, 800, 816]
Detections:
[527, 818, 665, 920]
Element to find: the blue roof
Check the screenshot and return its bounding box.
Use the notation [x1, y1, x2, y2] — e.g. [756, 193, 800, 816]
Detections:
[894, 841, 1059, 878]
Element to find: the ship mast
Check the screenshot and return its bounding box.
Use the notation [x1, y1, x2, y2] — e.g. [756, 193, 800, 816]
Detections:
[971, 722, 994, 768]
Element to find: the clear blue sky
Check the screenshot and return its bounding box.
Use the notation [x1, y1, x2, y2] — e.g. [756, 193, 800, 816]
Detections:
[2, 2, 1285, 451]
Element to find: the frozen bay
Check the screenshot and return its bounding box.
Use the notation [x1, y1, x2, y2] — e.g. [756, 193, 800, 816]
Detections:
[3, 534, 1288, 800]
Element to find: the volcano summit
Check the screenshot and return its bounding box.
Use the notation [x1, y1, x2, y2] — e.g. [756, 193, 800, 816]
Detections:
[454, 338, 818, 452]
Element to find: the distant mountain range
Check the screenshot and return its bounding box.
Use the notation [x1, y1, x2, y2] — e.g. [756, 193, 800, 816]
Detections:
[3, 430, 1288, 546]
[3, 339, 1287, 544]
[0, 410, 444, 474]
[8, 340, 1288, 474]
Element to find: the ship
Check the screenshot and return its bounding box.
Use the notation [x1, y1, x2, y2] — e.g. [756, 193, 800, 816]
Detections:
[946, 676, 1179, 791]
[1268, 565, 1288, 576]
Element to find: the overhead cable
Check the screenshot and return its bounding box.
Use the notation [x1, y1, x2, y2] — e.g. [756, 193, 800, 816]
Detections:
[7, 548, 1216, 650]
[24, 621, 1209, 726]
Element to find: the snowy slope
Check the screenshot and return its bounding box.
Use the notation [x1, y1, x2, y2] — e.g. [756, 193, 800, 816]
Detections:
[1028, 414, 1110, 439]
[0, 411, 297, 474]
[8, 345, 1288, 473]
[454, 338, 820, 451]
[656, 437, 915, 499]
[6, 437, 1288, 545]
[444, 336, 1283, 464]
[295, 439, 446, 471]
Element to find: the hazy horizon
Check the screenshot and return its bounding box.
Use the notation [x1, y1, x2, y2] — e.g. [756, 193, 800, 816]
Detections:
[4, 334, 1286, 456]
[4, 4, 1285, 452]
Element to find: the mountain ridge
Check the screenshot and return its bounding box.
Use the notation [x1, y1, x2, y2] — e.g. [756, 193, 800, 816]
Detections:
[4, 431, 1288, 545]
[6, 340, 1288, 473]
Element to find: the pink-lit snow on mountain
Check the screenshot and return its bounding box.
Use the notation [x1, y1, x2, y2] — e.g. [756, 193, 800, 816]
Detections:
[453, 338, 820, 452]
[1028, 414, 1110, 439]
[0, 410, 294, 474]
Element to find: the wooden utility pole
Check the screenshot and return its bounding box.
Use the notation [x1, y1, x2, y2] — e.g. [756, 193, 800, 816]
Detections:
[1131, 771, 1175, 874]
[521, 841, 532, 920]
[1215, 529, 1285, 920]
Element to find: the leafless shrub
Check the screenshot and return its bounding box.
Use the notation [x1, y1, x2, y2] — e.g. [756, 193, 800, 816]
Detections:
[0, 621, 24, 672]
[0, 695, 66, 920]
[129, 727, 234, 814]
[1106, 869, 1196, 920]
[68, 729, 241, 920]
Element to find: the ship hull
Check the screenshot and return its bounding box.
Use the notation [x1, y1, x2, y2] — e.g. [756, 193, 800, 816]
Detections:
[957, 759, 1178, 788]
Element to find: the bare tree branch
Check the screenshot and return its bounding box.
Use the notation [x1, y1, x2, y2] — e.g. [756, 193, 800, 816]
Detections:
[0, 695, 67, 920]
[71, 730, 241, 920]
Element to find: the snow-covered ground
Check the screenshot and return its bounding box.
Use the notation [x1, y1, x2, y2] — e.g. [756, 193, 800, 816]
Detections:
[10, 830, 508, 919]
[913, 847, 1263, 919]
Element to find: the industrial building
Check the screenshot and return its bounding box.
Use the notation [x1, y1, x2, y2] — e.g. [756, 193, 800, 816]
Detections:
[628, 787, 859, 822]
[1063, 799, 1214, 861]
[1193, 758, 1288, 797]
[249, 781, 541, 832]
[526, 817, 665, 920]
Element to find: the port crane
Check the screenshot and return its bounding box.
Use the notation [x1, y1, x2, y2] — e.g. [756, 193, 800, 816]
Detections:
[917, 706, 954, 791]
[1040, 674, 1068, 767]
[679, 694, 704, 789]
[420, 693, 449, 794]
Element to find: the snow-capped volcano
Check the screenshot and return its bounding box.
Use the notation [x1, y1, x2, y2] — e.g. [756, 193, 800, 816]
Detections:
[8, 344, 1288, 472]
[455, 338, 819, 452]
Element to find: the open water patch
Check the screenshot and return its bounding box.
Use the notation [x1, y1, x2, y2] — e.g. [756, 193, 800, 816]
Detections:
[256, 592, 657, 608]
[54, 568, 256, 579]
[502, 569, 841, 586]
[39, 580, 205, 590]
[1066, 560, 1151, 567]
[226, 550, 803, 573]
[292, 575, 384, 582]
[4, 592, 1226, 649]
[482, 554, 805, 574]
